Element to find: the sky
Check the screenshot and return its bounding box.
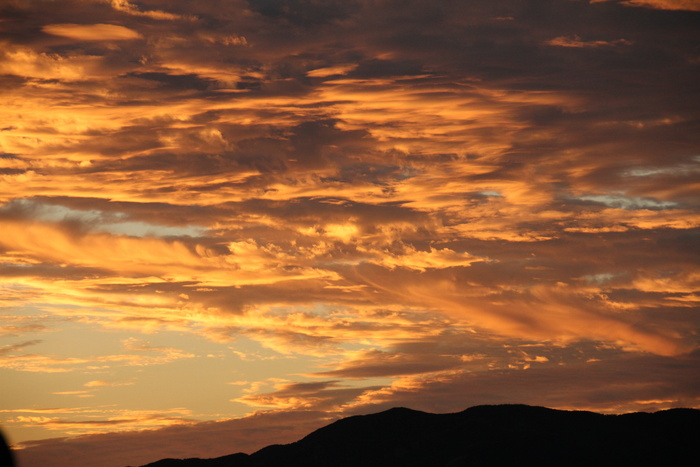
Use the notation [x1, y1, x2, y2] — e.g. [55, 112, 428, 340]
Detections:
[1, 0, 699, 466]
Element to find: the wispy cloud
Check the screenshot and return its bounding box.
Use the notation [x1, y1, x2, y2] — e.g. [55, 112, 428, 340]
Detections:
[42, 24, 143, 41]
[545, 35, 633, 48]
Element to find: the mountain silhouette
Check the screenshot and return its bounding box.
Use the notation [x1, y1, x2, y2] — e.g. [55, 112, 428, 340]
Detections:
[134, 404, 700, 467]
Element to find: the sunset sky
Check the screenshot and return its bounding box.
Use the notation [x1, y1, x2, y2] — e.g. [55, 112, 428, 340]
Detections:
[1, 0, 699, 466]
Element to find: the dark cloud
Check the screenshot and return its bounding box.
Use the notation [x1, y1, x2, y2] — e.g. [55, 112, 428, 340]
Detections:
[122, 71, 221, 92]
[0, 340, 43, 356]
[238, 196, 428, 228]
[15, 409, 335, 467]
[343, 352, 700, 415]
[247, 0, 360, 26]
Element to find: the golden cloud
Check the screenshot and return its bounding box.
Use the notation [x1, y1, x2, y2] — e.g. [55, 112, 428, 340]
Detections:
[42, 23, 142, 41]
[621, 0, 700, 11]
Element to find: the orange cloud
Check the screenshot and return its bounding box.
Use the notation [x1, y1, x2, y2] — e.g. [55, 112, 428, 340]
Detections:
[0, 337, 194, 373]
[367, 246, 481, 271]
[233, 380, 379, 411]
[8, 407, 196, 436]
[545, 35, 633, 48]
[42, 24, 142, 41]
[107, 0, 193, 21]
[0, 217, 337, 286]
[0, 44, 99, 80]
[354, 265, 690, 357]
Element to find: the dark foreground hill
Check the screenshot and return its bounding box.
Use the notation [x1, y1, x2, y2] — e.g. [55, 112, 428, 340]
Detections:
[135, 404, 700, 467]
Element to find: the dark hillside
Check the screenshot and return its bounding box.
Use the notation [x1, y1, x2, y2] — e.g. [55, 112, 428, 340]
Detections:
[135, 405, 700, 467]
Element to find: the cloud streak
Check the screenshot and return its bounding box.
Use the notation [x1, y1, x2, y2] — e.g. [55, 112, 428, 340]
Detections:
[42, 24, 142, 41]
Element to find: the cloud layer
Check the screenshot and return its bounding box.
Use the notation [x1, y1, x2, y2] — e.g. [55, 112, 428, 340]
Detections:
[1, 1, 699, 465]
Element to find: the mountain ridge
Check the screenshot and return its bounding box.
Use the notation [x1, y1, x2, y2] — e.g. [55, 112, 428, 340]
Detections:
[133, 404, 700, 467]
